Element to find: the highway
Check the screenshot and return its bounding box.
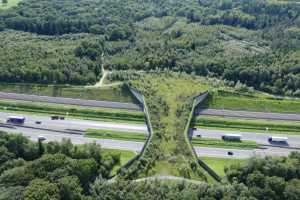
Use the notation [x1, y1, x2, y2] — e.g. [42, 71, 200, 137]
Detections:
[0, 125, 296, 159]
[0, 91, 300, 120]
[196, 108, 300, 121]
[0, 111, 299, 158]
[193, 128, 300, 148]
[0, 91, 140, 110]
[0, 112, 147, 133]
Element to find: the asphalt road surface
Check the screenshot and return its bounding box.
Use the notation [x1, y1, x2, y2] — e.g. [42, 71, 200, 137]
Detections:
[0, 91, 299, 120]
[0, 111, 147, 133]
[1, 110, 299, 146]
[0, 125, 296, 159]
[194, 128, 300, 148]
[196, 108, 300, 121]
[0, 91, 140, 110]
[0, 111, 299, 158]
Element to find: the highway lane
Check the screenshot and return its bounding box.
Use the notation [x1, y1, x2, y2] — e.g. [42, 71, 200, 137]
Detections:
[0, 91, 299, 120]
[196, 108, 300, 121]
[195, 146, 293, 159]
[1, 111, 300, 147]
[0, 91, 140, 110]
[0, 125, 297, 159]
[0, 125, 143, 152]
[0, 111, 147, 133]
[193, 128, 300, 148]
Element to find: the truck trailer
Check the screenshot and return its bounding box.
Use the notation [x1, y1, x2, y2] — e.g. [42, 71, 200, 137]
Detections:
[6, 116, 25, 124]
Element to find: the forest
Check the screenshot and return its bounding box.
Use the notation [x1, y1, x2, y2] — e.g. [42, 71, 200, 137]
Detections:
[1, 131, 300, 200]
[0, 0, 299, 95]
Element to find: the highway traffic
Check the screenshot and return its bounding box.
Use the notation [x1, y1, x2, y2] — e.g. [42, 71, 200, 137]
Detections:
[0, 111, 299, 159]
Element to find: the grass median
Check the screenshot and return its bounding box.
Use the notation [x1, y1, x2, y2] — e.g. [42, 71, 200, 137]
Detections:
[85, 129, 148, 142]
[0, 99, 145, 124]
[192, 137, 259, 150]
[85, 128, 259, 150]
[195, 116, 300, 135]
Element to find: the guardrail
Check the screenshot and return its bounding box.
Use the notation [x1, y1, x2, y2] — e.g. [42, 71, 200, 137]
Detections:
[184, 91, 222, 182]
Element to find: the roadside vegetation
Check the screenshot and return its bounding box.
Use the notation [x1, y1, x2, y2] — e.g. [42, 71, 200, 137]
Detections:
[203, 89, 300, 113]
[192, 137, 259, 150]
[200, 157, 247, 177]
[92, 152, 300, 200]
[86, 129, 259, 150]
[102, 149, 136, 176]
[196, 116, 300, 134]
[85, 129, 147, 142]
[0, 99, 144, 123]
[0, 83, 134, 103]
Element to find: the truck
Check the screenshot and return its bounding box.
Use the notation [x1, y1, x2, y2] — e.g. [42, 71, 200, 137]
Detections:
[268, 136, 288, 143]
[222, 134, 241, 141]
[6, 116, 25, 124]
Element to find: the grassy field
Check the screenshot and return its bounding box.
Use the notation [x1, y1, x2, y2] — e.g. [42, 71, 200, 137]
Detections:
[85, 129, 147, 142]
[0, 0, 21, 9]
[203, 90, 300, 113]
[192, 137, 259, 150]
[0, 99, 145, 123]
[102, 148, 136, 176]
[0, 83, 134, 103]
[201, 157, 246, 177]
[196, 116, 300, 135]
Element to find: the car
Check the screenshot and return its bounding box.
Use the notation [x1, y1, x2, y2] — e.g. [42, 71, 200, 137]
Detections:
[37, 135, 46, 141]
[51, 116, 59, 120]
[35, 121, 42, 124]
[227, 151, 234, 156]
[59, 116, 65, 120]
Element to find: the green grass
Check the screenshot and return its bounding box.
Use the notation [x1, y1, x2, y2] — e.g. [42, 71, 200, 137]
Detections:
[127, 73, 211, 180]
[196, 116, 300, 135]
[0, 83, 134, 103]
[192, 137, 259, 150]
[201, 157, 246, 177]
[85, 129, 147, 142]
[102, 148, 136, 176]
[204, 90, 300, 113]
[0, 0, 21, 9]
[0, 99, 144, 124]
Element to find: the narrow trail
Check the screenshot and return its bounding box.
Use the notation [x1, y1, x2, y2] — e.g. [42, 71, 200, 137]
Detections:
[86, 53, 121, 88]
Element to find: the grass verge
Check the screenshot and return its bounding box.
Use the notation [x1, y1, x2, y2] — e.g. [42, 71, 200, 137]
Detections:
[0, 99, 145, 124]
[102, 148, 136, 176]
[204, 91, 300, 113]
[201, 157, 246, 177]
[196, 116, 300, 135]
[85, 129, 147, 142]
[192, 137, 259, 150]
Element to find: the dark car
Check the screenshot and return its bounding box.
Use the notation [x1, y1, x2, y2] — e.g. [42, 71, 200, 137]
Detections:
[59, 116, 65, 120]
[227, 151, 234, 156]
[51, 116, 59, 120]
[35, 121, 42, 124]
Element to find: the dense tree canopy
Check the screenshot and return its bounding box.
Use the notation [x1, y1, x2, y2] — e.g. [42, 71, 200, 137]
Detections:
[0, 0, 300, 95]
[0, 131, 120, 200]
